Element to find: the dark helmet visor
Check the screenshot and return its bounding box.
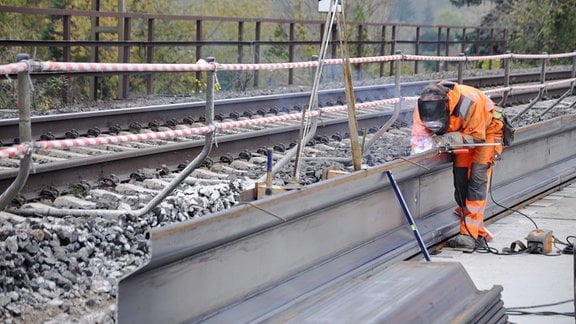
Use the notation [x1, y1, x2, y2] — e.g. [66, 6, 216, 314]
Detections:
[418, 99, 447, 121]
[417, 99, 450, 135]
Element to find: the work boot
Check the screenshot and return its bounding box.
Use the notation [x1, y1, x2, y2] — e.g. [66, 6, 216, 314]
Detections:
[475, 236, 489, 250]
[447, 234, 476, 249]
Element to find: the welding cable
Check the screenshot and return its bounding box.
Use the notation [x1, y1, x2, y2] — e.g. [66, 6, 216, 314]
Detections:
[505, 298, 575, 317]
[458, 172, 572, 256]
[488, 169, 539, 229]
[554, 235, 575, 254]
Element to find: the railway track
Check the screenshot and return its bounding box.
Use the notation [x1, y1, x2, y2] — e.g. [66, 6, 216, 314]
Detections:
[0, 70, 574, 202]
[0, 70, 572, 145]
[0, 68, 575, 323]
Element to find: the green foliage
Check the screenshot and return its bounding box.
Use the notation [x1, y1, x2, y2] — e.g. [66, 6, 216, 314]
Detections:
[474, 59, 501, 70]
[0, 79, 17, 110]
[463, 0, 576, 57]
[507, 0, 576, 56]
[266, 25, 290, 62]
[32, 77, 66, 111]
[400, 62, 414, 75]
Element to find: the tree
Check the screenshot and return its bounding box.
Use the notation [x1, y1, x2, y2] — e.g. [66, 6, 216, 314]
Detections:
[451, 0, 576, 55]
[505, 0, 576, 55]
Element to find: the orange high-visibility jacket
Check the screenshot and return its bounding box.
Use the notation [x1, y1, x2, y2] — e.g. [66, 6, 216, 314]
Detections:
[411, 82, 499, 149]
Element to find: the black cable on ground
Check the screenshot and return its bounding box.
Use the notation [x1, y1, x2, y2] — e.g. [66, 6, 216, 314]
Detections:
[488, 170, 539, 229]
[505, 298, 575, 317]
[449, 158, 575, 256]
[557, 235, 575, 255]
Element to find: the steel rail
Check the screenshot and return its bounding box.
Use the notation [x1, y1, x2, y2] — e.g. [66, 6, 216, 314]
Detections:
[0, 73, 573, 200]
[118, 112, 576, 323]
[0, 107, 407, 200]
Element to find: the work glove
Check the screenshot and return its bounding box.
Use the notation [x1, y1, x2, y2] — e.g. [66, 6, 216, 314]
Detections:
[433, 132, 463, 147]
[410, 136, 435, 155]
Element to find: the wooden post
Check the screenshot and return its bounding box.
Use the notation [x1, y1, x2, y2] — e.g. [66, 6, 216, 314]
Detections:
[337, 6, 362, 171]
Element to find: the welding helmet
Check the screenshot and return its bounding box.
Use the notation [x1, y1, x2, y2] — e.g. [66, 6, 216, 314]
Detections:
[417, 97, 450, 135]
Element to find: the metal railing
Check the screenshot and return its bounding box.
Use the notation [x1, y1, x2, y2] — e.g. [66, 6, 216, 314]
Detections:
[1, 49, 575, 212]
[0, 6, 507, 101]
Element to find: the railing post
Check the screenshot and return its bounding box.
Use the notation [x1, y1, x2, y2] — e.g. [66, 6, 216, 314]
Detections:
[62, 14, 72, 104]
[488, 28, 495, 69]
[254, 21, 261, 88]
[390, 25, 397, 76]
[237, 21, 245, 90]
[461, 27, 467, 55]
[395, 50, 403, 95]
[331, 22, 339, 81]
[205, 57, 215, 123]
[540, 51, 548, 86]
[311, 55, 319, 83]
[356, 24, 364, 79]
[119, 16, 131, 99]
[380, 25, 386, 77]
[146, 18, 155, 95]
[0, 54, 36, 210]
[195, 20, 203, 94]
[502, 28, 509, 54]
[395, 50, 402, 99]
[458, 53, 465, 84]
[414, 26, 420, 74]
[572, 49, 576, 83]
[289, 22, 295, 85]
[436, 26, 441, 72]
[444, 27, 451, 71]
[501, 51, 511, 106]
[475, 28, 480, 56]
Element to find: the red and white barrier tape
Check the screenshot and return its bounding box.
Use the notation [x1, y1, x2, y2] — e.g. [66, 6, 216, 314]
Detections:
[2, 52, 575, 75]
[0, 61, 29, 75]
[39, 61, 216, 73]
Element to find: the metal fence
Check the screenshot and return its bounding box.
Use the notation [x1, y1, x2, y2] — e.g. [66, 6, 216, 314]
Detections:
[1, 6, 507, 101]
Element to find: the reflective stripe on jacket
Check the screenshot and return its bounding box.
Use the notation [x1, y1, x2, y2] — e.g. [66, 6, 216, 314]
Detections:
[411, 83, 500, 150]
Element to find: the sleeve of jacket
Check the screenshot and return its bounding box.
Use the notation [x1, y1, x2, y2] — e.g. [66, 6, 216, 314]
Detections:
[460, 97, 489, 143]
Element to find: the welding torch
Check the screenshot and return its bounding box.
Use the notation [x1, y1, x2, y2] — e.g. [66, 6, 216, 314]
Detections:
[437, 142, 503, 154]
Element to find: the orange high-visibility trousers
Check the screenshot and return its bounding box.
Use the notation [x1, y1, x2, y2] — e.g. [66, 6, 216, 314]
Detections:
[453, 127, 503, 239]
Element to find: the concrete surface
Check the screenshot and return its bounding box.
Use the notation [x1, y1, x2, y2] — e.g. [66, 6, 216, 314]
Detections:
[433, 182, 576, 324]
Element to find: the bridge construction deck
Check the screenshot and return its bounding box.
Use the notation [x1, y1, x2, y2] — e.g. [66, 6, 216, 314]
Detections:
[433, 181, 576, 324]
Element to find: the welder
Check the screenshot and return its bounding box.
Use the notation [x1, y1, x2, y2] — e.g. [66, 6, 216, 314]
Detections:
[411, 81, 504, 250]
